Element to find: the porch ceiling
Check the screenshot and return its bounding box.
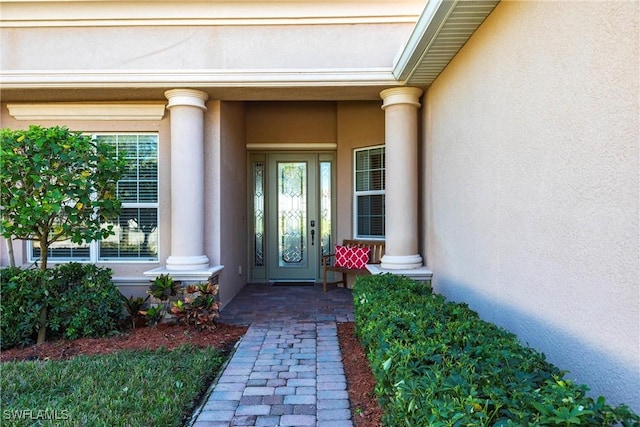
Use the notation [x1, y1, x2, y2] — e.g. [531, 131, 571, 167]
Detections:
[393, 0, 500, 87]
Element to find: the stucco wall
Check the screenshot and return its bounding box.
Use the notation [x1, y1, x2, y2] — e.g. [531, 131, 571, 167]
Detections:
[246, 101, 337, 144]
[217, 101, 247, 307]
[423, 1, 639, 410]
[1, 23, 411, 72]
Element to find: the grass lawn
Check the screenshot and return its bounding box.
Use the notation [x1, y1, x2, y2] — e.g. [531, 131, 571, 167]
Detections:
[1, 345, 225, 427]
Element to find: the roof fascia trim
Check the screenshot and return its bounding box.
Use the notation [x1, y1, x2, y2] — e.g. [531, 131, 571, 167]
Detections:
[0, 68, 400, 89]
[392, 0, 458, 81]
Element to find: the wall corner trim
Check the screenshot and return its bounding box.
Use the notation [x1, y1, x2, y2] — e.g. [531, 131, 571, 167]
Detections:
[6, 102, 167, 121]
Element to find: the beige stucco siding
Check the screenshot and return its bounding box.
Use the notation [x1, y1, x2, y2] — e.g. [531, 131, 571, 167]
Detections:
[216, 101, 247, 307]
[246, 102, 337, 145]
[1, 24, 411, 71]
[423, 0, 639, 410]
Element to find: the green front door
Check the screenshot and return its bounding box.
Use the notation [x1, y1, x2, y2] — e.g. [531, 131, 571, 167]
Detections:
[267, 154, 319, 281]
[249, 152, 333, 283]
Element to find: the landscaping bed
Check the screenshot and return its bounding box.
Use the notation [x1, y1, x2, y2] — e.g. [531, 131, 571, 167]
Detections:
[0, 322, 247, 362]
[352, 274, 639, 426]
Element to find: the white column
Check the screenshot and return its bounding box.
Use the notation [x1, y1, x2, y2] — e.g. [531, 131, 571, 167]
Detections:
[380, 87, 423, 270]
[164, 89, 209, 271]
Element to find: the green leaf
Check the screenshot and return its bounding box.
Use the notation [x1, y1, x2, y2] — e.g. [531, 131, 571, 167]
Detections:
[382, 356, 393, 371]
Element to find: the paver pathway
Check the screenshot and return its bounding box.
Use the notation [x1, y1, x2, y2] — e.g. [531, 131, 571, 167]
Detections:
[189, 284, 355, 427]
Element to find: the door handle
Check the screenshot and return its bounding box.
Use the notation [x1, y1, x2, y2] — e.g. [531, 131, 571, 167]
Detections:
[310, 229, 315, 246]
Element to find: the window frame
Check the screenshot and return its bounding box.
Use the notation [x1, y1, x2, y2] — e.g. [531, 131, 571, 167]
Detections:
[28, 132, 160, 264]
[353, 145, 386, 240]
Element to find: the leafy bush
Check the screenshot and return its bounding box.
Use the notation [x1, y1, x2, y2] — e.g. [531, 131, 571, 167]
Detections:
[0, 268, 50, 350]
[120, 294, 149, 329]
[353, 274, 639, 426]
[170, 282, 220, 331]
[47, 263, 123, 340]
[0, 263, 123, 348]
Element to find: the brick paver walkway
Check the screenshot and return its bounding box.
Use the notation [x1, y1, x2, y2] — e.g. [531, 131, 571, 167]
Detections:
[189, 283, 355, 427]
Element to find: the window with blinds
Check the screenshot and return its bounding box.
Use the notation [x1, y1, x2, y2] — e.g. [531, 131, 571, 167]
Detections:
[30, 133, 159, 263]
[354, 146, 385, 239]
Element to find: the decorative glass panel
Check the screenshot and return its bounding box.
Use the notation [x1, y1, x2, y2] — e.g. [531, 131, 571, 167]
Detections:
[253, 162, 265, 267]
[278, 162, 307, 266]
[320, 161, 332, 256]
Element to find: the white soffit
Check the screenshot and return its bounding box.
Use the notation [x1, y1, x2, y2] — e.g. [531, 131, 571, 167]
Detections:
[393, 0, 499, 86]
[6, 102, 166, 120]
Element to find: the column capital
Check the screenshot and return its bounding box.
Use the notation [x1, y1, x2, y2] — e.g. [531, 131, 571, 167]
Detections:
[380, 87, 423, 109]
[165, 89, 209, 111]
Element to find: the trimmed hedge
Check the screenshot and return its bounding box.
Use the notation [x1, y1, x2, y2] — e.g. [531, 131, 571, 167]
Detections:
[353, 274, 639, 426]
[1, 263, 123, 349]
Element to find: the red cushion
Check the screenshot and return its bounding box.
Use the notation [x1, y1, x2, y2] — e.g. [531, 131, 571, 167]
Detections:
[334, 245, 351, 268]
[349, 246, 370, 269]
[334, 245, 371, 269]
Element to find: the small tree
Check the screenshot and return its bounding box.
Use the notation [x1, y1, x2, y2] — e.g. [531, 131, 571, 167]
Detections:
[0, 125, 126, 344]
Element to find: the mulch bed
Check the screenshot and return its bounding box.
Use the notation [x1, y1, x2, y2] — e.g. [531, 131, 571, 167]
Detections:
[338, 322, 384, 427]
[1, 320, 383, 426]
[0, 323, 248, 362]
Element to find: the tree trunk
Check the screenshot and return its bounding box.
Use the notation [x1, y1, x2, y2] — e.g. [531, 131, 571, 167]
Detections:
[36, 305, 48, 345]
[5, 238, 15, 267]
[36, 237, 49, 345]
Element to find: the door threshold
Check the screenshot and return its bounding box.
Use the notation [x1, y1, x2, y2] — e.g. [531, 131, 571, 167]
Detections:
[271, 281, 317, 287]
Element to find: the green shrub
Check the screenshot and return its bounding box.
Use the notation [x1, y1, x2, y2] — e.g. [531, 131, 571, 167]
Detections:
[353, 274, 639, 426]
[0, 263, 123, 349]
[0, 268, 50, 350]
[47, 263, 123, 340]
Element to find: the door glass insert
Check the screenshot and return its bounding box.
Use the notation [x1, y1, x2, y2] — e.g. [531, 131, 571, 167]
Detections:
[277, 162, 307, 267]
[320, 161, 332, 256]
[253, 161, 265, 267]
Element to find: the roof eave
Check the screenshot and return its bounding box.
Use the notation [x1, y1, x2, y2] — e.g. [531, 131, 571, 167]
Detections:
[393, 0, 500, 87]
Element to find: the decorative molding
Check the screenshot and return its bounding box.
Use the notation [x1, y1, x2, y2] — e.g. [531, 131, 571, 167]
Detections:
[0, 68, 401, 89]
[165, 89, 209, 111]
[6, 102, 166, 121]
[246, 142, 337, 151]
[0, 1, 424, 28]
[380, 87, 423, 109]
[0, 16, 423, 28]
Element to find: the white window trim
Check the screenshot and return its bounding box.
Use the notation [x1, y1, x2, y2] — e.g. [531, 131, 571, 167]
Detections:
[353, 145, 386, 240]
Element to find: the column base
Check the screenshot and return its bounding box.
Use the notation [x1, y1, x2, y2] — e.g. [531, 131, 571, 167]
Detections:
[380, 254, 423, 270]
[366, 263, 433, 282]
[165, 255, 210, 271]
[144, 265, 223, 283]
